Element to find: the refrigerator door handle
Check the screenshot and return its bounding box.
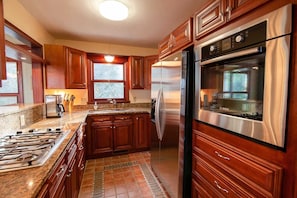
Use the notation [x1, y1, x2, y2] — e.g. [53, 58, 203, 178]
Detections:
[155, 89, 165, 141]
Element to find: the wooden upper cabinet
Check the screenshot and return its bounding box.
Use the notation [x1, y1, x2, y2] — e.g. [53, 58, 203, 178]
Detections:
[45, 44, 87, 89]
[129, 56, 145, 89]
[195, 0, 271, 39]
[226, 0, 271, 21]
[159, 18, 193, 59]
[143, 55, 158, 89]
[0, 0, 5, 85]
[194, 0, 226, 39]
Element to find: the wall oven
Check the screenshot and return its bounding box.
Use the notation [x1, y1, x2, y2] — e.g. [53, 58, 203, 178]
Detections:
[194, 4, 292, 148]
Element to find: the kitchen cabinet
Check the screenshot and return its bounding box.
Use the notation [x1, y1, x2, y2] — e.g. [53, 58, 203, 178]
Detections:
[194, 0, 271, 39]
[77, 123, 86, 188]
[192, 129, 283, 197]
[113, 114, 134, 152]
[159, 18, 193, 59]
[86, 112, 150, 158]
[65, 137, 78, 198]
[47, 148, 68, 198]
[129, 55, 158, 89]
[45, 44, 87, 89]
[86, 114, 133, 158]
[143, 55, 158, 89]
[134, 113, 150, 150]
[129, 56, 145, 89]
[86, 115, 114, 158]
[0, 0, 5, 84]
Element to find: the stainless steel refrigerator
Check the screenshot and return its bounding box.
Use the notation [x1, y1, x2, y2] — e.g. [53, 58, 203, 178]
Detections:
[151, 46, 194, 198]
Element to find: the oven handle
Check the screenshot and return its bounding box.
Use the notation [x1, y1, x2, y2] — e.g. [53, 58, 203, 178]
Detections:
[201, 46, 265, 66]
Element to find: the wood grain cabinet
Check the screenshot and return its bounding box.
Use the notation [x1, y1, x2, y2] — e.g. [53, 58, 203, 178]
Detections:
[192, 130, 283, 197]
[44, 44, 87, 89]
[159, 18, 193, 59]
[194, 0, 271, 39]
[133, 113, 150, 150]
[86, 113, 151, 158]
[129, 56, 145, 89]
[129, 55, 158, 90]
[143, 55, 158, 90]
[0, 0, 5, 84]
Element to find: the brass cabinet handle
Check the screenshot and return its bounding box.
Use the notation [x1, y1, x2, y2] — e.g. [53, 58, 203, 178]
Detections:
[214, 180, 229, 193]
[214, 151, 230, 161]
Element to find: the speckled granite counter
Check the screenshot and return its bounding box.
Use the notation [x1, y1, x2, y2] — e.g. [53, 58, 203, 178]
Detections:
[0, 108, 150, 198]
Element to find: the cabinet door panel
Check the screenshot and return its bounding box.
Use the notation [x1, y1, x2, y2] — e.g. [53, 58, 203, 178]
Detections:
[134, 114, 150, 149]
[92, 124, 113, 155]
[227, 0, 271, 21]
[130, 56, 144, 89]
[66, 48, 87, 88]
[194, 0, 226, 39]
[114, 120, 133, 151]
[171, 18, 193, 53]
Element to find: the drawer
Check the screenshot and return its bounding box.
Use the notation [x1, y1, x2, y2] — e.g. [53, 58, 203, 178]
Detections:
[193, 153, 254, 197]
[114, 114, 132, 121]
[90, 115, 113, 122]
[193, 130, 282, 197]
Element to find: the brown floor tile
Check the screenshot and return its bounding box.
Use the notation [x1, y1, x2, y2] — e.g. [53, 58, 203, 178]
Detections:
[78, 151, 168, 198]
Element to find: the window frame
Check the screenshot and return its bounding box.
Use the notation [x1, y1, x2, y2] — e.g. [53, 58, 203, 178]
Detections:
[0, 58, 24, 104]
[87, 53, 130, 104]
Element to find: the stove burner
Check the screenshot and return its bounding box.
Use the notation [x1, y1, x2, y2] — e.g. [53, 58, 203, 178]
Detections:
[0, 128, 69, 172]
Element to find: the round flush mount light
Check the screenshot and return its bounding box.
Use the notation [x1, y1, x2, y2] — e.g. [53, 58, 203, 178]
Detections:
[99, 0, 128, 21]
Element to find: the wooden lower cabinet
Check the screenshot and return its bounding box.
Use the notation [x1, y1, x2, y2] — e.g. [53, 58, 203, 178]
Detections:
[38, 123, 86, 198]
[192, 129, 283, 197]
[134, 113, 150, 150]
[86, 112, 150, 158]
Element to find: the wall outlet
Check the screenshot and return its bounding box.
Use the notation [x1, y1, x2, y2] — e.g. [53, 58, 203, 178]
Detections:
[20, 115, 26, 127]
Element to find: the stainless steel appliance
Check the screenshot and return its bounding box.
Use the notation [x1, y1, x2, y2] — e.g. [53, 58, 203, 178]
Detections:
[0, 128, 68, 172]
[151, 46, 194, 198]
[194, 4, 292, 148]
[45, 95, 65, 118]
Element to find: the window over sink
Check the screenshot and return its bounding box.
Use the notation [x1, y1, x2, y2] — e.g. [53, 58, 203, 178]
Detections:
[87, 54, 129, 103]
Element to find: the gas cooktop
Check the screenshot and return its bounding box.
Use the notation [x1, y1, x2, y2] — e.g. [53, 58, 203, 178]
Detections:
[0, 128, 69, 172]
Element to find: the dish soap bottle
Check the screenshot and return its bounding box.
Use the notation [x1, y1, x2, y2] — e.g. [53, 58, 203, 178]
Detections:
[94, 101, 98, 110]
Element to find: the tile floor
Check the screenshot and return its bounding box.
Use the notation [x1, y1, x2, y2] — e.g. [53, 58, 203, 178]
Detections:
[78, 151, 168, 198]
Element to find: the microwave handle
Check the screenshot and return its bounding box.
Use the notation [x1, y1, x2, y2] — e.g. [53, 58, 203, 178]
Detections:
[201, 46, 265, 66]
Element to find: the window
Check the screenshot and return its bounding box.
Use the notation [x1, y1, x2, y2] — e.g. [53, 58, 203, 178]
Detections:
[0, 60, 23, 105]
[87, 54, 129, 103]
[223, 71, 248, 99]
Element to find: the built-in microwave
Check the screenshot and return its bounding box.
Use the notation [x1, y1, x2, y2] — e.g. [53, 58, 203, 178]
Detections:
[194, 4, 292, 148]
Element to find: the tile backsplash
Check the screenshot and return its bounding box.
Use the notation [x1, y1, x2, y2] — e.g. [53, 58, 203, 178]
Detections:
[0, 104, 44, 137]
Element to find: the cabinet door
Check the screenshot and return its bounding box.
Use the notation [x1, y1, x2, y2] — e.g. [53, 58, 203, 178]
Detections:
[66, 47, 87, 89]
[226, 0, 271, 21]
[159, 34, 173, 59]
[134, 113, 150, 150]
[66, 157, 78, 198]
[130, 56, 145, 89]
[143, 55, 158, 90]
[194, 0, 226, 39]
[90, 122, 113, 156]
[171, 18, 193, 53]
[113, 115, 133, 151]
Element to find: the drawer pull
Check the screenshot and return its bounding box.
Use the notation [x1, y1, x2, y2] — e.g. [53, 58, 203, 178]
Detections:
[214, 180, 229, 194]
[80, 164, 85, 171]
[56, 167, 65, 176]
[79, 145, 84, 151]
[214, 151, 230, 161]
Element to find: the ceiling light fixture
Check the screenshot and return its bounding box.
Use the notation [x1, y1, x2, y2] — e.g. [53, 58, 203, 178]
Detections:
[104, 55, 115, 62]
[99, 0, 128, 21]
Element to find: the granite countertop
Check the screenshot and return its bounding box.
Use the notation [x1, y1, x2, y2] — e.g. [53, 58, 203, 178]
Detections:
[0, 107, 150, 198]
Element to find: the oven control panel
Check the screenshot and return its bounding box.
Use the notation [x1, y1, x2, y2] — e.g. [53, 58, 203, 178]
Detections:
[201, 21, 266, 61]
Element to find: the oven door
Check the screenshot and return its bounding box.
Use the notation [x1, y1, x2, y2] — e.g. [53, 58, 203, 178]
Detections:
[194, 34, 290, 148]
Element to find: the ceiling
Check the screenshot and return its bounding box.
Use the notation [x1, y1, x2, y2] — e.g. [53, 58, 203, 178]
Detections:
[17, 0, 207, 48]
